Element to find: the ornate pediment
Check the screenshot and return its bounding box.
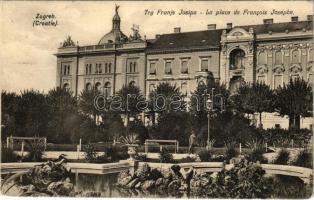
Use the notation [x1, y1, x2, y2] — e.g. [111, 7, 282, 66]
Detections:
[272, 65, 285, 74]
[257, 65, 268, 75]
[226, 27, 253, 42]
[289, 64, 302, 73]
[231, 31, 244, 36]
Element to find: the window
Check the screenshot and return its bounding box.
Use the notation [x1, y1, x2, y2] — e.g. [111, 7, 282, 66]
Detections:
[149, 62, 156, 75]
[258, 51, 267, 65]
[149, 84, 155, 92]
[97, 64, 102, 74]
[165, 61, 172, 74]
[104, 82, 111, 97]
[128, 62, 137, 73]
[181, 83, 188, 96]
[257, 75, 266, 84]
[291, 74, 300, 82]
[63, 83, 70, 91]
[129, 81, 136, 86]
[229, 49, 245, 69]
[181, 60, 188, 74]
[291, 50, 299, 64]
[85, 64, 92, 74]
[274, 75, 283, 88]
[275, 124, 281, 129]
[201, 59, 209, 72]
[62, 64, 71, 76]
[105, 63, 112, 74]
[95, 64, 99, 74]
[95, 82, 101, 91]
[85, 83, 92, 90]
[275, 51, 282, 65]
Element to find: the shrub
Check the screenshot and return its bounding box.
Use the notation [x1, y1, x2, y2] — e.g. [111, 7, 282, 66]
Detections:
[23, 141, 44, 162]
[246, 147, 268, 164]
[134, 154, 148, 162]
[180, 156, 196, 163]
[225, 143, 239, 162]
[292, 149, 312, 168]
[197, 149, 212, 162]
[273, 149, 290, 165]
[1, 145, 19, 163]
[84, 143, 98, 163]
[159, 148, 174, 163]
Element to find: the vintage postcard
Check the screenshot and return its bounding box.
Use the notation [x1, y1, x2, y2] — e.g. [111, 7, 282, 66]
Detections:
[1, 0, 313, 198]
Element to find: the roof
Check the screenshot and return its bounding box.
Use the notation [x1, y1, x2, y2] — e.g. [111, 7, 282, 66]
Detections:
[147, 29, 223, 52]
[147, 20, 312, 52]
[237, 20, 313, 34]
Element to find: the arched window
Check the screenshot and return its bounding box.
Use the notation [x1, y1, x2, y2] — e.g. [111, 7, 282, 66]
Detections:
[275, 51, 282, 65]
[198, 80, 205, 87]
[63, 83, 70, 91]
[181, 83, 188, 96]
[129, 81, 136, 87]
[95, 82, 101, 91]
[149, 84, 155, 92]
[258, 51, 267, 65]
[104, 82, 111, 97]
[291, 49, 299, 64]
[85, 83, 92, 90]
[229, 49, 245, 70]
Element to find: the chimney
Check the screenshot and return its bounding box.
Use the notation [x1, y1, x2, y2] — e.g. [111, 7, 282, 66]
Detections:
[307, 15, 313, 21]
[174, 27, 181, 33]
[155, 34, 161, 39]
[226, 23, 232, 29]
[263, 19, 273, 24]
[207, 24, 216, 30]
[291, 16, 298, 22]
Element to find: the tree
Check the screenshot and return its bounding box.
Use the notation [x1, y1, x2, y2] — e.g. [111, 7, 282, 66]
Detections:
[46, 87, 78, 143]
[148, 82, 185, 124]
[1, 91, 19, 139]
[232, 82, 274, 128]
[116, 84, 143, 124]
[189, 77, 230, 133]
[150, 111, 192, 146]
[274, 78, 312, 130]
[15, 89, 48, 137]
[78, 88, 102, 124]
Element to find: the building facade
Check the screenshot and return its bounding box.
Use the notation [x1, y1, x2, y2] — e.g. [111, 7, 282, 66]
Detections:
[55, 7, 313, 129]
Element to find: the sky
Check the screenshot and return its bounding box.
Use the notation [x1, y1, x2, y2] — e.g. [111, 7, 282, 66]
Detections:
[0, 1, 312, 93]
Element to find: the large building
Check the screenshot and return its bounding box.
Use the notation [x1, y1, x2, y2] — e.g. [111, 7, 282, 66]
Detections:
[55, 7, 313, 129]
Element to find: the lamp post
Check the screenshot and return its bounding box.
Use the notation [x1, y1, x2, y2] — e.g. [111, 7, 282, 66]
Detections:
[205, 88, 225, 150]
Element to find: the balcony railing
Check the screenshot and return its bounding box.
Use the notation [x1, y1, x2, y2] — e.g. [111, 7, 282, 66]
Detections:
[57, 42, 146, 54]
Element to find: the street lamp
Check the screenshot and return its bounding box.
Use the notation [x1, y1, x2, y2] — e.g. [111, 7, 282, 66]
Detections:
[205, 88, 225, 150]
[206, 98, 213, 150]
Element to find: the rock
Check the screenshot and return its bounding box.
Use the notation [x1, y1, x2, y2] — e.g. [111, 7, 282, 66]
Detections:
[160, 169, 172, 180]
[134, 182, 141, 189]
[155, 178, 164, 187]
[127, 178, 140, 189]
[47, 181, 74, 196]
[117, 176, 133, 187]
[170, 165, 183, 180]
[141, 180, 155, 190]
[117, 170, 133, 187]
[168, 180, 181, 191]
[190, 172, 212, 189]
[135, 163, 151, 181]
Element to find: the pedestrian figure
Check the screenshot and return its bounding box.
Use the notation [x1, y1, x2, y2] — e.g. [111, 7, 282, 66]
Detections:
[189, 130, 196, 154]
